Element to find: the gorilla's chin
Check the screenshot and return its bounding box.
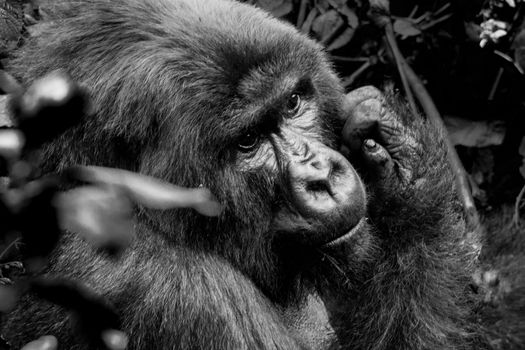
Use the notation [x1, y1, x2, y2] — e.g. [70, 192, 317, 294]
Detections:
[322, 217, 367, 249]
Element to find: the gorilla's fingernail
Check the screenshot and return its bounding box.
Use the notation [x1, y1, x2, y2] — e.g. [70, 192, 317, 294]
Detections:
[364, 139, 377, 150]
[343, 86, 383, 114]
[357, 98, 382, 115]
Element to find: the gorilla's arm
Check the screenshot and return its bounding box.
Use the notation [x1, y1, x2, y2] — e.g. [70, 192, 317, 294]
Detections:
[3, 228, 305, 350]
[338, 87, 485, 349]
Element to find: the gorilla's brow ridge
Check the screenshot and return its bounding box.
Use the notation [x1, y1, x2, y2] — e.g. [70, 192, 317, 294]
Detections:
[226, 75, 315, 139]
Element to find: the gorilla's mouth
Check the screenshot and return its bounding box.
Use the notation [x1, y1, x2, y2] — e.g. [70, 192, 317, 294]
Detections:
[322, 217, 366, 248]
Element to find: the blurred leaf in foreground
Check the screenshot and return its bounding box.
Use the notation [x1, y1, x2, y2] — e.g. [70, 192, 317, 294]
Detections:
[31, 277, 123, 350]
[56, 185, 134, 255]
[67, 166, 223, 216]
[20, 336, 57, 350]
[9, 70, 86, 149]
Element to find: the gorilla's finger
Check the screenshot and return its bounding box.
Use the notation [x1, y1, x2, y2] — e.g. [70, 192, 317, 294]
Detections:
[342, 98, 382, 154]
[375, 108, 407, 151]
[362, 139, 394, 180]
[342, 86, 384, 117]
[20, 336, 58, 350]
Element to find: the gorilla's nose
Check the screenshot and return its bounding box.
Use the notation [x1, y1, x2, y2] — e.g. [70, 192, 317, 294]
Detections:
[288, 140, 366, 222]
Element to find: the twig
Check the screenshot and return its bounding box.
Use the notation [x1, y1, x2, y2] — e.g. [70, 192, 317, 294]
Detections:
[488, 67, 504, 101]
[297, 0, 308, 28]
[0, 237, 22, 261]
[433, 2, 451, 17]
[331, 56, 369, 63]
[513, 183, 525, 228]
[342, 60, 373, 88]
[301, 7, 318, 34]
[384, 23, 419, 117]
[409, 5, 419, 19]
[412, 12, 430, 24]
[419, 13, 453, 31]
[321, 21, 344, 46]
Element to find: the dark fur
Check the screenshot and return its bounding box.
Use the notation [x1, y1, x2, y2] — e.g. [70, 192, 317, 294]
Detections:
[2, 0, 523, 349]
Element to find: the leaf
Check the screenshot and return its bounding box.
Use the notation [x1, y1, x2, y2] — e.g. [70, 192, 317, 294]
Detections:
[67, 166, 223, 216]
[443, 116, 506, 148]
[326, 0, 359, 28]
[393, 18, 421, 38]
[327, 27, 355, 51]
[11, 70, 87, 149]
[56, 185, 135, 253]
[301, 7, 318, 34]
[312, 10, 343, 42]
[269, 1, 292, 17]
[341, 6, 358, 28]
[256, 0, 292, 17]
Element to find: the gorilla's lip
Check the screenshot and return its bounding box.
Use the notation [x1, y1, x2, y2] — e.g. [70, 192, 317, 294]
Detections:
[322, 217, 366, 248]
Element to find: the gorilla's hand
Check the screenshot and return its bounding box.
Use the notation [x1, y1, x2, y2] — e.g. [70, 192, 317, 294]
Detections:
[340, 86, 459, 238]
[340, 86, 422, 192]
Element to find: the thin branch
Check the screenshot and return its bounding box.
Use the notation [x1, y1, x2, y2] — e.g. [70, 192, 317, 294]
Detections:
[331, 55, 370, 63]
[409, 5, 419, 18]
[0, 237, 22, 261]
[488, 67, 504, 101]
[296, 0, 308, 28]
[433, 2, 451, 17]
[513, 183, 525, 228]
[342, 60, 372, 88]
[419, 13, 453, 31]
[384, 23, 419, 117]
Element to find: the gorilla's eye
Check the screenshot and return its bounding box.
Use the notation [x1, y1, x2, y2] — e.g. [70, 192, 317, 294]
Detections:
[286, 93, 301, 113]
[237, 132, 260, 152]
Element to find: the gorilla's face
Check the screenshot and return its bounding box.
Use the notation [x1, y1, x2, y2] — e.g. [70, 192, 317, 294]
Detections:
[231, 74, 366, 247]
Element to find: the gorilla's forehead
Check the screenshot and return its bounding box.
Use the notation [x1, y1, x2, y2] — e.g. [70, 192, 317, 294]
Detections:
[155, 0, 326, 84]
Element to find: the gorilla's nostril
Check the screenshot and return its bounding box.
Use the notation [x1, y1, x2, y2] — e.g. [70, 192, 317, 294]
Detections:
[331, 161, 343, 176]
[306, 180, 331, 195]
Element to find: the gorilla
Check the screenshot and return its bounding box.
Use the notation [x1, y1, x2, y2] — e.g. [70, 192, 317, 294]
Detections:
[2, 0, 523, 349]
